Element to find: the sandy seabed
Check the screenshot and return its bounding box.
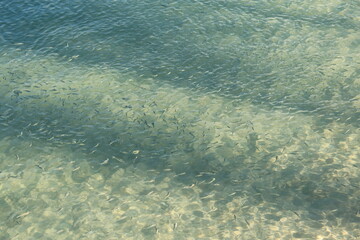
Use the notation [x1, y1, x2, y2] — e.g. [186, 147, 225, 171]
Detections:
[0, 47, 359, 239]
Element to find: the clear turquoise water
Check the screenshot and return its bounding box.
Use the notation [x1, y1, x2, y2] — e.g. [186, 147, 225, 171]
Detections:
[0, 1, 359, 239]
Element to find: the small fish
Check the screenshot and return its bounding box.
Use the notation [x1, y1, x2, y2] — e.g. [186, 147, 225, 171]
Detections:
[100, 158, 109, 165]
[16, 212, 30, 218]
[208, 178, 216, 184]
[132, 150, 140, 154]
[176, 172, 186, 176]
[292, 211, 300, 217]
[72, 167, 80, 171]
[35, 164, 43, 170]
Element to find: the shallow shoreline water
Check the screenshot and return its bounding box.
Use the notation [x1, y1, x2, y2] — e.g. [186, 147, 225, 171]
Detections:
[0, 1, 359, 239]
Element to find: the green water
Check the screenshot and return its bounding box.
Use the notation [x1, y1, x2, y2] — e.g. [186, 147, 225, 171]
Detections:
[0, 0, 359, 239]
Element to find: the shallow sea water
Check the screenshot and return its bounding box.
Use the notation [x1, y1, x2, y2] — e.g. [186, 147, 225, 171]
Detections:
[0, 0, 359, 239]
